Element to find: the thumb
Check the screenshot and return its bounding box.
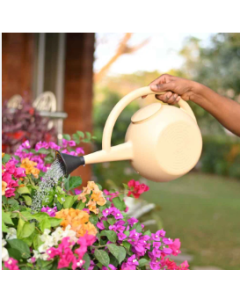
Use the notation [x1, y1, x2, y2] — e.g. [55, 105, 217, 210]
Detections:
[150, 82, 174, 92]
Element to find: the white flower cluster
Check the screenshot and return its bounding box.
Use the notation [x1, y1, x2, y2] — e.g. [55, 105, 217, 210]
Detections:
[31, 225, 78, 261]
[2, 228, 17, 262]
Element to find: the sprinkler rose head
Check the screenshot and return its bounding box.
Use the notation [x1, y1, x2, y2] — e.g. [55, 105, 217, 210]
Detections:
[55, 151, 85, 176]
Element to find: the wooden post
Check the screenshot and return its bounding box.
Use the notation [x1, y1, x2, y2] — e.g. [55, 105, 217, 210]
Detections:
[2, 33, 34, 102]
[63, 33, 95, 187]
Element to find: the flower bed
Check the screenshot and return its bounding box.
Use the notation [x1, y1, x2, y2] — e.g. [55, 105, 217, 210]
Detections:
[2, 133, 189, 270]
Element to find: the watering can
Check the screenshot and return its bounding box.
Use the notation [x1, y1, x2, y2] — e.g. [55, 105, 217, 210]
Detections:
[56, 86, 202, 182]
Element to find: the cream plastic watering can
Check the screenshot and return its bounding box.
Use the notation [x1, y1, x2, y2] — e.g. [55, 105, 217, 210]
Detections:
[56, 86, 202, 182]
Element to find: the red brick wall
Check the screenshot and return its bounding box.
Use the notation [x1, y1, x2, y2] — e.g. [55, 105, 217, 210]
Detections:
[2, 33, 34, 102]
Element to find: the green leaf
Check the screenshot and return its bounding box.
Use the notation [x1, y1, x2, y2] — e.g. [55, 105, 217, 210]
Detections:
[33, 234, 43, 250]
[44, 153, 54, 164]
[102, 220, 109, 229]
[8, 199, 19, 210]
[132, 222, 142, 233]
[17, 186, 30, 195]
[86, 132, 92, 139]
[138, 258, 149, 267]
[2, 196, 7, 204]
[122, 183, 129, 190]
[63, 195, 76, 208]
[76, 201, 85, 210]
[37, 148, 50, 154]
[100, 230, 117, 243]
[107, 244, 126, 264]
[8, 248, 22, 261]
[23, 195, 32, 206]
[2, 211, 14, 225]
[94, 249, 110, 267]
[17, 218, 25, 238]
[2, 154, 11, 163]
[112, 196, 126, 211]
[56, 201, 63, 211]
[123, 230, 130, 237]
[65, 176, 82, 190]
[82, 253, 91, 270]
[8, 239, 30, 259]
[73, 133, 80, 144]
[122, 241, 131, 251]
[36, 259, 53, 270]
[49, 217, 62, 227]
[63, 134, 71, 141]
[2, 220, 8, 232]
[107, 217, 116, 225]
[22, 231, 36, 247]
[144, 230, 151, 236]
[21, 211, 49, 222]
[89, 214, 98, 225]
[21, 222, 35, 238]
[39, 217, 51, 232]
[77, 131, 84, 138]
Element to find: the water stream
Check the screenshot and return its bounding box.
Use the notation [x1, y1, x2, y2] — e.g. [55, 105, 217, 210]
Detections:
[31, 160, 64, 212]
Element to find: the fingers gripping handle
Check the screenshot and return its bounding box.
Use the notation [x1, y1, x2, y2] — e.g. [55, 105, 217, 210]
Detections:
[102, 86, 196, 152]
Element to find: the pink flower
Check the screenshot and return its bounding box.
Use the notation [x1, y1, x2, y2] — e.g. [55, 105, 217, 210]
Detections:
[4, 258, 19, 270]
[169, 238, 181, 256]
[68, 140, 76, 147]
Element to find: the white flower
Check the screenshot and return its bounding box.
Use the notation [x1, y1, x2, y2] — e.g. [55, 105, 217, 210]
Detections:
[51, 227, 64, 245]
[6, 228, 17, 240]
[2, 239, 9, 262]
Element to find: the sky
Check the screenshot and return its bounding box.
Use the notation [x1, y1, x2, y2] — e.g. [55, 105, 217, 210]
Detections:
[94, 33, 212, 75]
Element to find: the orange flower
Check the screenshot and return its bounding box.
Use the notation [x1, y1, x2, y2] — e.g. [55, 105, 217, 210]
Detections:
[55, 208, 97, 237]
[91, 191, 106, 206]
[87, 200, 99, 214]
[20, 158, 40, 178]
[77, 181, 107, 214]
[2, 181, 7, 195]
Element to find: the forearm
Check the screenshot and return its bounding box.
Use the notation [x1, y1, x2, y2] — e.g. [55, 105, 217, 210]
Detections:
[191, 83, 240, 136]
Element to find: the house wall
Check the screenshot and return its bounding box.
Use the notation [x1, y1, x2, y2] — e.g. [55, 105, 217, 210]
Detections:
[2, 33, 35, 102]
[63, 33, 95, 186]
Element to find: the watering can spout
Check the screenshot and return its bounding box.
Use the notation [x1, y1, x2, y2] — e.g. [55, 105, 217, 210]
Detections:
[56, 142, 133, 176]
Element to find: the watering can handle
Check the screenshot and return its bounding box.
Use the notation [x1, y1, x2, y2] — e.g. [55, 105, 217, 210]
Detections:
[102, 86, 196, 152]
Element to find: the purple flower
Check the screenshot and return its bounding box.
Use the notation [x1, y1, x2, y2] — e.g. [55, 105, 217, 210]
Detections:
[109, 225, 117, 231]
[82, 208, 90, 214]
[97, 221, 105, 230]
[152, 248, 161, 258]
[62, 139, 68, 148]
[128, 255, 139, 266]
[74, 189, 82, 195]
[41, 206, 57, 217]
[48, 142, 60, 151]
[35, 141, 49, 151]
[76, 147, 84, 154]
[128, 217, 138, 226]
[22, 140, 31, 149]
[102, 208, 111, 217]
[162, 238, 173, 245]
[162, 247, 173, 255]
[115, 220, 125, 226]
[68, 140, 76, 147]
[129, 229, 141, 241]
[150, 260, 161, 270]
[151, 229, 166, 241]
[153, 242, 161, 248]
[117, 232, 127, 241]
[121, 262, 136, 270]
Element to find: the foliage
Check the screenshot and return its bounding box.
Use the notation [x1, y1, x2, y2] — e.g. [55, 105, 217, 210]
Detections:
[180, 33, 240, 134]
[2, 101, 57, 154]
[94, 89, 140, 149]
[201, 136, 240, 178]
[2, 142, 188, 270]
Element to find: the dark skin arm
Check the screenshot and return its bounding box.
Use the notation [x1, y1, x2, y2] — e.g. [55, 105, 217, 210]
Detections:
[148, 74, 240, 137]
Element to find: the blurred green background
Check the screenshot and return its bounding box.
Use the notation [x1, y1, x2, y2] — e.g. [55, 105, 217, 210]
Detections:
[93, 33, 240, 269]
